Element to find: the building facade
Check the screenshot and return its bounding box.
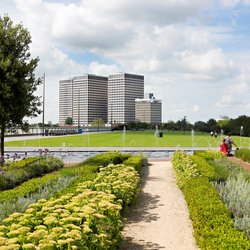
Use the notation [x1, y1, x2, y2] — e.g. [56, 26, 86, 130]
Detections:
[59, 74, 108, 126]
[108, 73, 144, 124]
[135, 94, 162, 124]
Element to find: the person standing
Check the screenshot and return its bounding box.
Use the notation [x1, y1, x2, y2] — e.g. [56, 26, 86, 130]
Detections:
[225, 133, 237, 155]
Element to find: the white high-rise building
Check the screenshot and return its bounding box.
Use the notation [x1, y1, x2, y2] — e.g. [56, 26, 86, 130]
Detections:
[108, 73, 144, 124]
[59, 74, 108, 126]
[135, 94, 162, 124]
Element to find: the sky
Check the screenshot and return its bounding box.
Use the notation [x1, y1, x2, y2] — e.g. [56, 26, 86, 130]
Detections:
[1, 0, 250, 124]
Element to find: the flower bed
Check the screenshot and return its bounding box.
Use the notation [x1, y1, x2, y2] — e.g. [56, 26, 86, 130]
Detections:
[171, 151, 250, 249]
[0, 152, 144, 249]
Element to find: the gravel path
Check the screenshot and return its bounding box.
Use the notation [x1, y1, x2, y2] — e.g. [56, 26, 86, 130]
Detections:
[120, 160, 198, 250]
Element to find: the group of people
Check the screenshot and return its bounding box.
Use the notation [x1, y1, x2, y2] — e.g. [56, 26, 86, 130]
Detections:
[220, 133, 238, 156]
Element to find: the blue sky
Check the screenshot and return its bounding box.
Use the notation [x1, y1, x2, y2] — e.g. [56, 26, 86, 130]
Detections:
[0, 0, 250, 124]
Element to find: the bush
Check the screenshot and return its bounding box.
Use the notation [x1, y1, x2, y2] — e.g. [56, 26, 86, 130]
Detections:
[0, 156, 64, 191]
[123, 155, 147, 172]
[171, 151, 250, 249]
[191, 155, 216, 180]
[83, 151, 131, 167]
[235, 148, 250, 163]
[2, 157, 40, 170]
[213, 174, 250, 238]
[171, 151, 199, 189]
[184, 177, 250, 249]
[193, 150, 225, 160]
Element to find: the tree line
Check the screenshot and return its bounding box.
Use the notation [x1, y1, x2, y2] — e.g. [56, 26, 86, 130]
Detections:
[125, 115, 250, 137]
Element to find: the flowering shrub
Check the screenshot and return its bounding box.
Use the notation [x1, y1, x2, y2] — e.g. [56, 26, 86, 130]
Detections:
[0, 190, 122, 249]
[171, 151, 199, 189]
[81, 164, 140, 207]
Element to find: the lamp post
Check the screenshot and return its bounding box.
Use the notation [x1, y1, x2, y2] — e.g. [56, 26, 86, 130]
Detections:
[42, 73, 45, 136]
[240, 126, 243, 148]
[78, 89, 80, 130]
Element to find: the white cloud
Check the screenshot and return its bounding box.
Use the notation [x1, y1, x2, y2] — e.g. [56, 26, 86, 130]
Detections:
[1, 0, 250, 124]
[220, 0, 250, 7]
[192, 105, 200, 112]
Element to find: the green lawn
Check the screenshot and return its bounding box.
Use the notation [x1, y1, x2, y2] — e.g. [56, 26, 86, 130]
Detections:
[5, 130, 248, 148]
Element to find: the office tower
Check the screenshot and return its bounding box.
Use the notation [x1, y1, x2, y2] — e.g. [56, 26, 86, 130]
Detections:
[59, 74, 108, 126]
[135, 94, 162, 124]
[108, 73, 144, 124]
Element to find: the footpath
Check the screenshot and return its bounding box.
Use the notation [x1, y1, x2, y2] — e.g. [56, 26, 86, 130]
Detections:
[119, 160, 198, 250]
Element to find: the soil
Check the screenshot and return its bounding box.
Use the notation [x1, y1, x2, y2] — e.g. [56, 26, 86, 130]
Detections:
[119, 160, 198, 250]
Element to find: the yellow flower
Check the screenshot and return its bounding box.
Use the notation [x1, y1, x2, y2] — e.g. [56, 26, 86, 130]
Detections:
[0, 236, 7, 246]
[6, 230, 19, 238]
[93, 213, 106, 219]
[22, 243, 37, 250]
[51, 227, 65, 234]
[34, 225, 47, 231]
[82, 225, 92, 234]
[3, 244, 20, 250]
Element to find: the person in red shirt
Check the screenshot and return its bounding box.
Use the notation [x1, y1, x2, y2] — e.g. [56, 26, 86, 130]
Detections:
[220, 138, 229, 155]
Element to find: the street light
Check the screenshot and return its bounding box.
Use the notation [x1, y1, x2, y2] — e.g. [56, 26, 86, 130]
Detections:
[240, 126, 244, 147]
[42, 73, 45, 136]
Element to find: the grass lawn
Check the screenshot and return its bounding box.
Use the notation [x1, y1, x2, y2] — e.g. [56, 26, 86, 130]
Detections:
[5, 130, 248, 148]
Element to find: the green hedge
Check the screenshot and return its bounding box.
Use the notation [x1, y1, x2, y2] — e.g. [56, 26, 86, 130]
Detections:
[184, 177, 250, 249]
[171, 151, 250, 249]
[123, 155, 148, 173]
[193, 150, 225, 160]
[191, 155, 230, 181]
[2, 157, 41, 170]
[0, 156, 64, 191]
[83, 151, 131, 167]
[235, 148, 250, 163]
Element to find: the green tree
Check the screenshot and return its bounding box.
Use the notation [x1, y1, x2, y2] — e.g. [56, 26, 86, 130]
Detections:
[0, 15, 41, 157]
[65, 117, 73, 125]
[91, 118, 105, 127]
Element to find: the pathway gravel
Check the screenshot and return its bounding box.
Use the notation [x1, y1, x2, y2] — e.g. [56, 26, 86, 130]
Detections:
[119, 160, 198, 250]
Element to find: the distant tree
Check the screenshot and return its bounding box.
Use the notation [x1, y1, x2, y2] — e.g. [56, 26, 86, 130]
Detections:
[0, 15, 41, 157]
[176, 116, 192, 131]
[65, 117, 73, 125]
[161, 120, 179, 130]
[193, 121, 209, 132]
[207, 118, 220, 132]
[220, 115, 250, 136]
[91, 118, 105, 127]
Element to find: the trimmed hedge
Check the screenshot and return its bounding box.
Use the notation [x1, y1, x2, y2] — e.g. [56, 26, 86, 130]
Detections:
[193, 149, 225, 160]
[0, 156, 64, 191]
[171, 151, 250, 249]
[2, 157, 41, 170]
[235, 148, 250, 163]
[83, 151, 131, 167]
[123, 155, 148, 173]
[184, 177, 250, 249]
